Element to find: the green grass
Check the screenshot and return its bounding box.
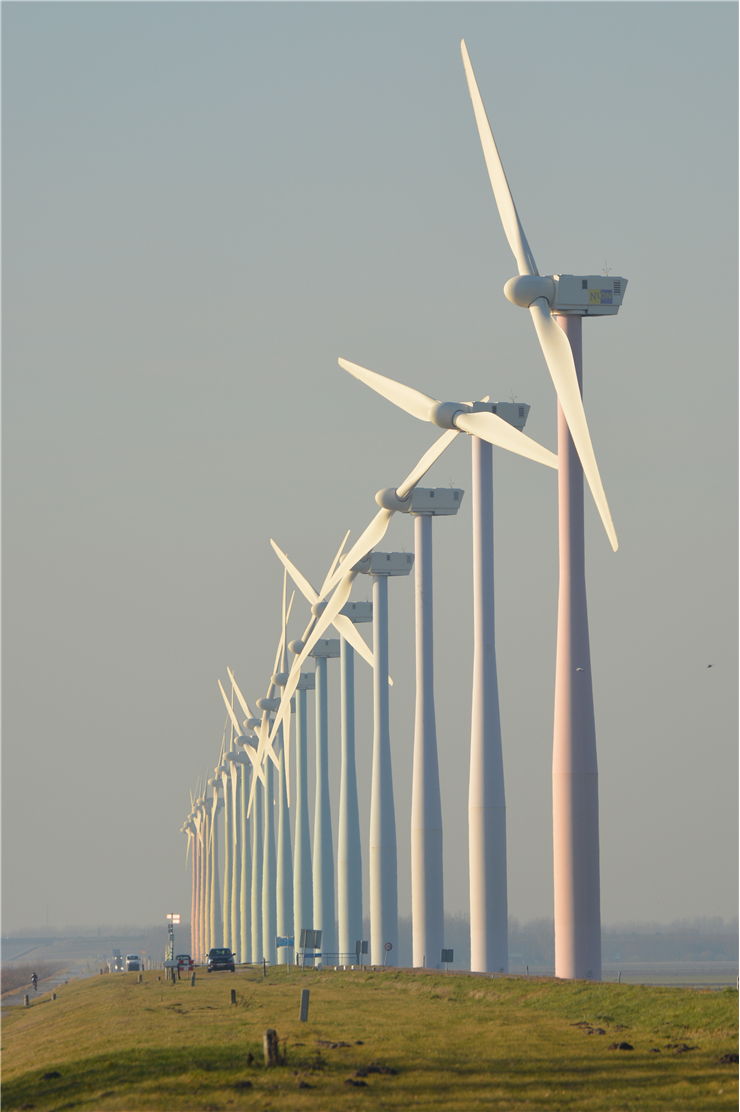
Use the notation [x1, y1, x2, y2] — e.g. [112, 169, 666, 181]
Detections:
[2, 967, 737, 1110]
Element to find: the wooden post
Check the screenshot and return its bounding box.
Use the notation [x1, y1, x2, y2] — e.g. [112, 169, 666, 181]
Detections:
[230, 988, 237, 1005]
[52, 993, 57, 1000]
[299, 988, 310, 1022]
[190, 971, 196, 986]
[137, 973, 143, 983]
[24, 994, 30, 1007]
[263, 1029, 280, 1066]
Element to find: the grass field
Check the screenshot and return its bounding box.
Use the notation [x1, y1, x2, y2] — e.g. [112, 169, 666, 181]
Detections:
[2, 966, 737, 1110]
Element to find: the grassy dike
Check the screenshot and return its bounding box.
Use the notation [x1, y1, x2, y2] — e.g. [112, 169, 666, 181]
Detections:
[2, 967, 737, 1111]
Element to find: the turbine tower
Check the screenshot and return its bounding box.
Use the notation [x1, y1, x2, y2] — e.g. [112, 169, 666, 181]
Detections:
[307, 636, 340, 961]
[292, 669, 315, 955]
[359, 550, 413, 966]
[226, 667, 264, 963]
[405, 487, 464, 970]
[460, 39, 626, 980]
[336, 601, 371, 963]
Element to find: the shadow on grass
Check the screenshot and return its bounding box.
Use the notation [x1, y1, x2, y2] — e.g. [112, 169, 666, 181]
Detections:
[4, 1044, 738, 1111]
[3, 1044, 253, 1110]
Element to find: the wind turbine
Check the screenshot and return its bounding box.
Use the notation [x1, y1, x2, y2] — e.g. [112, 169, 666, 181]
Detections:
[182, 808, 198, 957]
[191, 784, 207, 959]
[268, 535, 370, 963]
[406, 487, 464, 970]
[460, 39, 627, 980]
[250, 578, 296, 964]
[270, 540, 374, 962]
[218, 678, 261, 963]
[338, 359, 557, 972]
[213, 730, 234, 952]
[226, 667, 265, 963]
[206, 768, 223, 950]
[291, 667, 315, 958]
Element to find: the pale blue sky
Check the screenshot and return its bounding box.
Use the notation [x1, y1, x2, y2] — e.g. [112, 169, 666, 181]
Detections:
[3, 1, 737, 933]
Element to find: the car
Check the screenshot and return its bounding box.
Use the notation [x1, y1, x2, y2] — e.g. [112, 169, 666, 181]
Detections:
[110, 955, 125, 973]
[207, 947, 235, 972]
[125, 954, 142, 972]
[176, 953, 194, 972]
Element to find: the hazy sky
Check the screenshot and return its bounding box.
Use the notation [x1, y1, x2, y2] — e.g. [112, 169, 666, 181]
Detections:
[3, 1, 737, 936]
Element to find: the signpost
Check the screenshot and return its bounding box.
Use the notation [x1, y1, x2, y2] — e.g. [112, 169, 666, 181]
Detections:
[166, 913, 181, 965]
[299, 928, 322, 967]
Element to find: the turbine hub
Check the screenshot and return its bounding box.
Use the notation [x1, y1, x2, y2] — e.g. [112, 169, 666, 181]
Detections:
[310, 600, 326, 618]
[430, 401, 469, 429]
[375, 487, 411, 512]
[289, 638, 304, 654]
[504, 274, 556, 308]
[272, 671, 290, 686]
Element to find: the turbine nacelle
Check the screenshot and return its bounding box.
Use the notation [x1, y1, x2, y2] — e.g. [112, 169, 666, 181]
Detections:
[504, 273, 627, 316]
[256, 696, 281, 713]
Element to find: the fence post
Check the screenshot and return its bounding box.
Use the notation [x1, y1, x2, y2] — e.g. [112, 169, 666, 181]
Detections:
[263, 1029, 280, 1066]
[299, 988, 310, 1021]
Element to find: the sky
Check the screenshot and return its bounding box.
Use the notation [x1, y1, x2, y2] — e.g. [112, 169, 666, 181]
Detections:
[3, 1, 737, 937]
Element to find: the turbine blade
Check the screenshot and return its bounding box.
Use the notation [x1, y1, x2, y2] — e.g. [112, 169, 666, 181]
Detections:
[395, 428, 460, 499]
[460, 40, 538, 277]
[453, 410, 557, 469]
[339, 357, 437, 423]
[332, 613, 375, 669]
[320, 528, 352, 597]
[529, 298, 618, 550]
[270, 539, 319, 605]
[267, 573, 357, 752]
[227, 667, 255, 722]
[322, 509, 393, 596]
[218, 679, 243, 738]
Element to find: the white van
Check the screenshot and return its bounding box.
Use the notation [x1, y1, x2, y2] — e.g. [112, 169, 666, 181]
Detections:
[125, 954, 141, 972]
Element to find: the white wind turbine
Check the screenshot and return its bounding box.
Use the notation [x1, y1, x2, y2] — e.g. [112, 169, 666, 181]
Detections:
[246, 578, 296, 964]
[227, 668, 267, 963]
[206, 765, 224, 950]
[338, 359, 557, 972]
[269, 535, 363, 962]
[218, 678, 262, 962]
[182, 806, 198, 957]
[404, 486, 464, 970]
[460, 39, 626, 980]
[191, 784, 207, 959]
[270, 540, 375, 961]
[212, 728, 235, 952]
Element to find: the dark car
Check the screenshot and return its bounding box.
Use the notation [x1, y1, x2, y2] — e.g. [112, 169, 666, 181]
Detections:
[207, 947, 235, 972]
[176, 953, 194, 972]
